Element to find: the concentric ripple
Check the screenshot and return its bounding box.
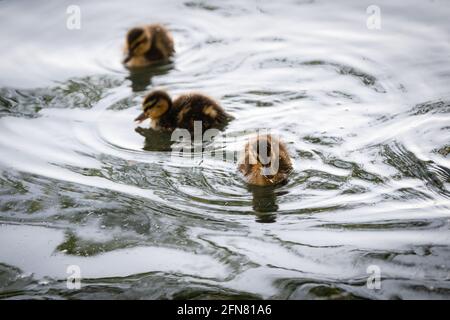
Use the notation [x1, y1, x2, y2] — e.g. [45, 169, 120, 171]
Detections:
[0, 0, 449, 299]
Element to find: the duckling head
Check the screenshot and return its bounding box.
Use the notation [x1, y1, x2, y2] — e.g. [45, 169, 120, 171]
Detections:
[243, 135, 279, 176]
[135, 90, 171, 123]
[239, 134, 292, 186]
[123, 27, 152, 65]
[254, 136, 280, 178]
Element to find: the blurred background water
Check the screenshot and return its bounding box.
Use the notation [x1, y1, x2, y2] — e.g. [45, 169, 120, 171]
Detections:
[0, 0, 449, 299]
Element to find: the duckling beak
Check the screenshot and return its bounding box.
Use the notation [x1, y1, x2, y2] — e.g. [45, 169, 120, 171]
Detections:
[134, 112, 147, 123]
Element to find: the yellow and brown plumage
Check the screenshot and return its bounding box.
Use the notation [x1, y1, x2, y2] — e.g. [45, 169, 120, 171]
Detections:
[238, 134, 292, 186]
[123, 24, 174, 68]
[134, 90, 233, 133]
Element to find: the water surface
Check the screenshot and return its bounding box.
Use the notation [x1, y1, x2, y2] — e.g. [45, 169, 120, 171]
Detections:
[0, 0, 449, 299]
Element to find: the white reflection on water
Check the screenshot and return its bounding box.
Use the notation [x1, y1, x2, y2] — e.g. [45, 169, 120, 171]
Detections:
[0, 224, 229, 279]
[0, 0, 449, 299]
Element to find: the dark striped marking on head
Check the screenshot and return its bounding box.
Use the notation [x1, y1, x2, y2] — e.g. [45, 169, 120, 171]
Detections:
[143, 99, 158, 112]
[127, 28, 144, 45]
[256, 138, 272, 167]
[143, 91, 171, 110]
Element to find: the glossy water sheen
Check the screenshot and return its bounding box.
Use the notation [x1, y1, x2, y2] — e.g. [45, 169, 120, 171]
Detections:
[0, 0, 449, 300]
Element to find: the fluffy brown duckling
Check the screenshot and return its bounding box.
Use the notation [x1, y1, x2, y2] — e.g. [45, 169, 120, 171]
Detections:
[134, 90, 233, 133]
[238, 134, 292, 186]
[123, 24, 174, 68]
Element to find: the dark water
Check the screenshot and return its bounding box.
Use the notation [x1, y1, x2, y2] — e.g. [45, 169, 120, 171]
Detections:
[0, 0, 449, 299]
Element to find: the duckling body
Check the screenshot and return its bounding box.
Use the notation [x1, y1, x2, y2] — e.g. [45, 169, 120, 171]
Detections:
[135, 90, 233, 133]
[124, 24, 174, 68]
[238, 134, 292, 186]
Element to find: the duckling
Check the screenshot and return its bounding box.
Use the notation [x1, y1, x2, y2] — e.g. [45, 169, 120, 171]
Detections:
[238, 134, 292, 186]
[134, 90, 233, 133]
[123, 24, 174, 68]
